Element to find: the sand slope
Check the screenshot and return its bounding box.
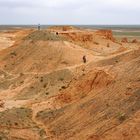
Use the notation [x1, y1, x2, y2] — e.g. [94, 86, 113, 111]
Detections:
[0, 27, 139, 140]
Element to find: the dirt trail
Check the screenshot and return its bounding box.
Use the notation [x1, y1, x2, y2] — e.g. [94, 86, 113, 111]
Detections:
[0, 27, 140, 140]
[30, 98, 60, 139]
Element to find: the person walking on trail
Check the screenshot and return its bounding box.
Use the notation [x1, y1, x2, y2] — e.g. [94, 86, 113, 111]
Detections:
[83, 55, 87, 63]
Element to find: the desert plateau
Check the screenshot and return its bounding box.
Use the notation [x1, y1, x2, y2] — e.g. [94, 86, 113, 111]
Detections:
[0, 25, 140, 140]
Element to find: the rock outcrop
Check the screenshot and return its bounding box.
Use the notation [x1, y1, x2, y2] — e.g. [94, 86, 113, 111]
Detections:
[95, 30, 116, 42]
[121, 37, 128, 43]
[131, 39, 138, 43]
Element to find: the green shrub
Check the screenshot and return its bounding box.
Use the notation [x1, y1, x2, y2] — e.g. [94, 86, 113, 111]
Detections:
[118, 112, 126, 122]
[10, 52, 17, 56]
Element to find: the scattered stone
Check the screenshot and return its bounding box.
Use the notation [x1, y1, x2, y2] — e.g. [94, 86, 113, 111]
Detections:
[0, 100, 4, 108]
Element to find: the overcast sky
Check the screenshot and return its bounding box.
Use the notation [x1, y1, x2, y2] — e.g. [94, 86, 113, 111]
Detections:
[0, 0, 140, 25]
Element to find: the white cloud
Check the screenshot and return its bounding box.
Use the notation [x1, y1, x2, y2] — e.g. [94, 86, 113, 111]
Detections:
[0, 0, 139, 24]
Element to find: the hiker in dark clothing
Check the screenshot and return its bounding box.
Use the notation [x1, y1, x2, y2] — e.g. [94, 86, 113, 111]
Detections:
[83, 55, 87, 63]
[38, 24, 41, 30]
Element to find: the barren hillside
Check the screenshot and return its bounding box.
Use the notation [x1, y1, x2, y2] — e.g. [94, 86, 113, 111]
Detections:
[0, 26, 139, 140]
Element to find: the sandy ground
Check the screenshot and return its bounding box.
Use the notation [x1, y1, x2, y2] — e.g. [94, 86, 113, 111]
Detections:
[0, 29, 33, 51]
[0, 26, 139, 140]
[0, 32, 15, 50]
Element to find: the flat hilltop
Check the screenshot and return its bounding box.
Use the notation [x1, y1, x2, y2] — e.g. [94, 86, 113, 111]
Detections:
[0, 26, 140, 140]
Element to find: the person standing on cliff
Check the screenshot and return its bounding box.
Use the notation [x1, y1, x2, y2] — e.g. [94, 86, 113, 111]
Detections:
[38, 24, 41, 30]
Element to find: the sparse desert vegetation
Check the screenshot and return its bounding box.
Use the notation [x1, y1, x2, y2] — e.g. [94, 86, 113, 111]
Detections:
[0, 26, 140, 140]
